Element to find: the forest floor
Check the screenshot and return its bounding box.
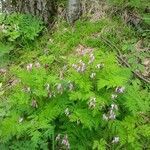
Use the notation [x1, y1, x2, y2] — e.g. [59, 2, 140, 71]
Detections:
[0, 1, 150, 149]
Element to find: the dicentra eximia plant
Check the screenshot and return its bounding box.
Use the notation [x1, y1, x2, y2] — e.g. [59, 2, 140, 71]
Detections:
[0, 45, 149, 149]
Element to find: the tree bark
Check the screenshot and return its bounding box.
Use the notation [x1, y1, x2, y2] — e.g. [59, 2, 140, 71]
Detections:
[67, 0, 81, 24]
[1, 0, 57, 24]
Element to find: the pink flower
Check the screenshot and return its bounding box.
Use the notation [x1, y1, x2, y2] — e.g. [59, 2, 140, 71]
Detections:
[88, 97, 96, 109]
[90, 72, 96, 79]
[56, 134, 61, 141]
[31, 100, 38, 108]
[65, 108, 70, 116]
[112, 136, 119, 143]
[110, 104, 118, 111]
[72, 60, 86, 73]
[0, 68, 7, 75]
[103, 114, 108, 121]
[111, 94, 118, 99]
[26, 63, 33, 71]
[57, 83, 63, 93]
[109, 110, 116, 120]
[115, 86, 125, 93]
[34, 62, 41, 68]
[72, 64, 77, 68]
[88, 53, 95, 64]
[96, 63, 104, 69]
[62, 134, 70, 149]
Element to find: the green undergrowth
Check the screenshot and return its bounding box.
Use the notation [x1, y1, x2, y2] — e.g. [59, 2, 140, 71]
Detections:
[0, 13, 44, 66]
[0, 11, 150, 150]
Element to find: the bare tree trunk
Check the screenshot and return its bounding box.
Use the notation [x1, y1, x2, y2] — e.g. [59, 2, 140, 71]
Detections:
[1, 0, 57, 24]
[67, 0, 81, 24]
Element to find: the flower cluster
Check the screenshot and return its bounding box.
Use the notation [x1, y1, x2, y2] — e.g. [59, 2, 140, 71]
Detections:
[56, 83, 63, 94]
[88, 97, 96, 109]
[45, 83, 56, 98]
[55, 134, 61, 141]
[111, 94, 118, 99]
[31, 99, 38, 108]
[26, 62, 41, 71]
[64, 108, 70, 116]
[109, 104, 118, 120]
[26, 63, 33, 71]
[73, 45, 96, 72]
[88, 53, 95, 64]
[103, 103, 118, 121]
[102, 114, 109, 121]
[96, 63, 104, 69]
[0, 24, 7, 33]
[45, 81, 74, 100]
[62, 134, 70, 149]
[56, 134, 70, 149]
[112, 136, 120, 144]
[76, 45, 94, 56]
[115, 86, 125, 93]
[0, 68, 7, 75]
[90, 72, 96, 79]
[68, 82, 74, 91]
[111, 86, 125, 100]
[72, 60, 86, 73]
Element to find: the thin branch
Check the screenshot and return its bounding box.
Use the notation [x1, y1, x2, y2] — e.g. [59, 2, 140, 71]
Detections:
[99, 35, 150, 84]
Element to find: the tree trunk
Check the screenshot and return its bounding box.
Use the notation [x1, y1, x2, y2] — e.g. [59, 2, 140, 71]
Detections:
[1, 0, 57, 24]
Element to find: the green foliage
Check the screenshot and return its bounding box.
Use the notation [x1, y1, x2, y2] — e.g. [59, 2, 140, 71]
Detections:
[93, 139, 107, 150]
[0, 13, 44, 66]
[1, 31, 149, 149]
[107, 0, 150, 31]
[0, 7, 149, 150]
[47, 20, 107, 55]
[107, 0, 149, 9]
[0, 13, 44, 43]
[0, 42, 14, 66]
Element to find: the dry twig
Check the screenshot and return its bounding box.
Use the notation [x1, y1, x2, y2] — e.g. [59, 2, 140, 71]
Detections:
[99, 35, 150, 84]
